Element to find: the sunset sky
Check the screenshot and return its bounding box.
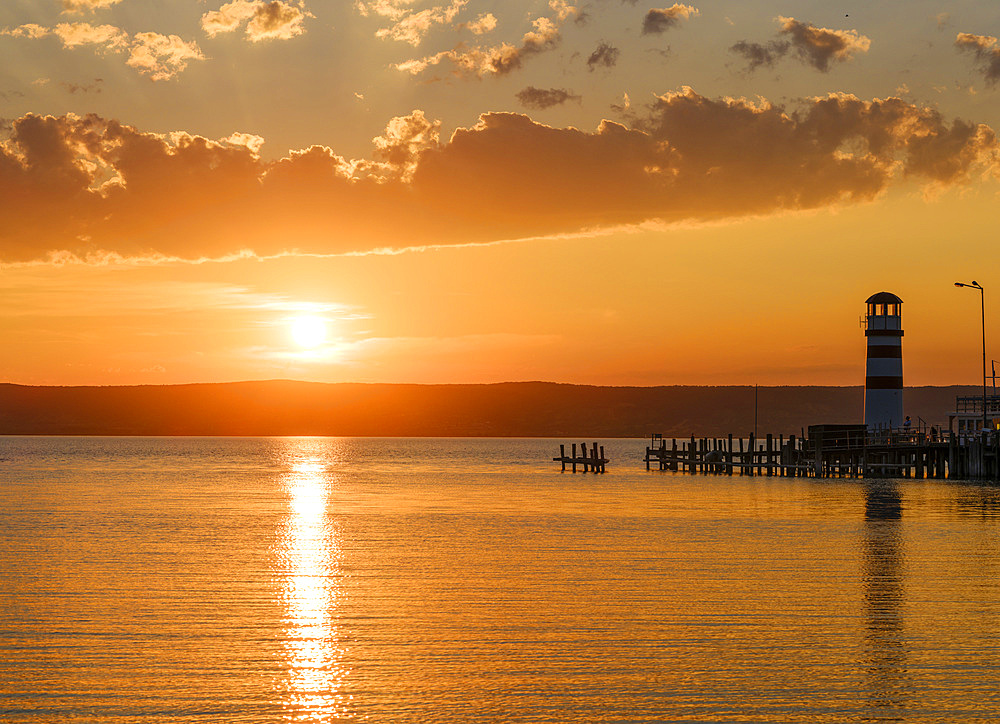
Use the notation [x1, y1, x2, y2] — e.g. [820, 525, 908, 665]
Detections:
[2, 0, 998, 387]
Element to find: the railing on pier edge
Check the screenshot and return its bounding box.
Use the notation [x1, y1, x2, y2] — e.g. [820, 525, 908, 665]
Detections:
[643, 428, 1000, 481]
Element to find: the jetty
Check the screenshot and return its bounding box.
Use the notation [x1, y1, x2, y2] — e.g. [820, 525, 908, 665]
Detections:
[554, 442, 608, 473]
[644, 426, 1000, 480]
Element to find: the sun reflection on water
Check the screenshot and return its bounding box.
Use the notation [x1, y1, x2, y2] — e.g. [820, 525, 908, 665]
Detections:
[277, 443, 349, 721]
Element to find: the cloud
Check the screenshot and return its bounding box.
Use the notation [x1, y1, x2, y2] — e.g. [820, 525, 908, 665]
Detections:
[1, 90, 996, 264]
[2, 24, 54, 40]
[587, 42, 619, 70]
[3, 22, 202, 80]
[642, 4, 698, 36]
[60, 78, 104, 94]
[354, 0, 419, 21]
[459, 12, 496, 35]
[516, 86, 582, 109]
[374, 0, 467, 46]
[127, 33, 205, 81]
[731, 17, 869, 73]
[396, 2, 575, 77]
[52, 22, 130, 50]
[61, 0, 123, 13]
[729, 39, 790, 72]
[369, 109, 440, 180]
[955, 33, 1000, 86]
[201, 0, 258, 36]
[201, 0, 311, 41]
[777, 16, 870, 71]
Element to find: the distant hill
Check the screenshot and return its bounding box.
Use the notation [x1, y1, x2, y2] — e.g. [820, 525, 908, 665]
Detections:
[0, 381, 978, 437]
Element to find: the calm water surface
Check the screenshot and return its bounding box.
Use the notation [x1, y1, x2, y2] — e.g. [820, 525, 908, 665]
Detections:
[2, 436, 1000, 722]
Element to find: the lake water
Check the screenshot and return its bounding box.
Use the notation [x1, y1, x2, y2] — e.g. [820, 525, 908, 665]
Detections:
[2, 436, 1000, 722]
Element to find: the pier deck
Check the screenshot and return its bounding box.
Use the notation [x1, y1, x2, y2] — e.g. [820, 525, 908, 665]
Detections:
[644, 428, 1000, 480]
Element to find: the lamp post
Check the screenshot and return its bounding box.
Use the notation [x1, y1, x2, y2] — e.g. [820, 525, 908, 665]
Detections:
[955, 281, 987, 431]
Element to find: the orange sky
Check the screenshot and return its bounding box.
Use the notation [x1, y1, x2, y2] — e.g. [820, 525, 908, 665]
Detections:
[2, 1, 998, 386]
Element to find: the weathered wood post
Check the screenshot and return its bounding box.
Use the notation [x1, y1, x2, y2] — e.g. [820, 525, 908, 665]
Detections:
[560, 444, 566, 472]
[571, 443, 577, 473]
[766, 434, 774, 476]
[814, 434, 823, 478]
[727, 434, 734, 475]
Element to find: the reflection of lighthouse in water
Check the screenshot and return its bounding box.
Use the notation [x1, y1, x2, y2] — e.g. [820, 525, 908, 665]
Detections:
[861, 480, 906, 717]
[864, 292, 904, 431]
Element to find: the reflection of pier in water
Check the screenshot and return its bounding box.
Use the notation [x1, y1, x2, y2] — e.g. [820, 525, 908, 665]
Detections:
[277, 444, 349, 719]
[861, 481, 908, 720]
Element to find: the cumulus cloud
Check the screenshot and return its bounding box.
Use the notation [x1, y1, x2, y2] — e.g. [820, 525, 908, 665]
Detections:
[731, 16, 870, 73]
[516, 86, 581, 109]
[127, 33, 205, 81]
[956, 33, 1000, 86]
[460, 12, 496, 35]
[3, 22, 202, 80]
[201, 0, 311, 41]
[61, 0, 123, 13]
[642, 4, 698, 36]
[201, 0, 258, 35]
[777, 16, 870, 71]
[52, 22, 130, 50]
[396, 1, 575, 77]
[370, 109, 441, 180]
[587, 42, 619, 70]
[1, 90, 996, 264]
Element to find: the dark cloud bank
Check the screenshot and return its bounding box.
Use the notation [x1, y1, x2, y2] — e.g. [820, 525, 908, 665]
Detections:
[1, 88, 996, 263]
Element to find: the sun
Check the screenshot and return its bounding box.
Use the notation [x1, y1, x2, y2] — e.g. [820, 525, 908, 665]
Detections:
[290, 316, 328, 348]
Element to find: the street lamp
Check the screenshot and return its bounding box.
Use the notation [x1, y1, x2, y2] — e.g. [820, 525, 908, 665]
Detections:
[955, 281, 987, 431]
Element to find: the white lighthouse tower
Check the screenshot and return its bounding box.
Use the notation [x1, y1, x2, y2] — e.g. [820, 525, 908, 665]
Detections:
[863, 292, 904, 431]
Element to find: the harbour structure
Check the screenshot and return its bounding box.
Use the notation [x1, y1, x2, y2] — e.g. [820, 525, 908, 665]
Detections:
[643, 428, 999, 480]
[553, 442, 608, 472]
[948, 394, 1000, 437]
[639, 289, 1000, 479]
[863, 292, 904, 431]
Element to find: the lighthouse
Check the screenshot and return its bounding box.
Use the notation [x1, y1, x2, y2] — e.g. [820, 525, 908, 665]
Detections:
[863, 292, 904, 430]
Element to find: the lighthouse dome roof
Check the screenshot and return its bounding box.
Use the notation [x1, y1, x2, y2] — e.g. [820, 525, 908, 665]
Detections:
[865, 291, 903, 305]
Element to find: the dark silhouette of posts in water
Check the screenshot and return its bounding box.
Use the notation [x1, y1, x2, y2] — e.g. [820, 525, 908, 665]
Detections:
[554, 442, 608, 472]
[643, 426, 1000, 480]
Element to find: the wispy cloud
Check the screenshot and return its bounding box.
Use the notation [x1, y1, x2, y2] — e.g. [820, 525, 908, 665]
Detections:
[396, 1, 576, 77]
[201, 0, 312, 42]
[516, 86, 581, 109]
[2, 22, 202, 80]
[60, 0, 123, 14]
[587, 41, 619, 70]
[372, 0, 467, 46]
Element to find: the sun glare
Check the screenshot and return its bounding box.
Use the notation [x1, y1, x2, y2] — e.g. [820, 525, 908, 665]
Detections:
[290, 316, 328, 348]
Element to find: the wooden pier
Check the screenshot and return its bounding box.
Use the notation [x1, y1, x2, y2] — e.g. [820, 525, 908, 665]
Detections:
[554, 442, 608, 473]
[644, 426, 1000, 481]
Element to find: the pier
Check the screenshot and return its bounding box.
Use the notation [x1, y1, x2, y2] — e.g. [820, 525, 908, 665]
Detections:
[554, 442, 608, 473]
[644, 426, 1000, 480]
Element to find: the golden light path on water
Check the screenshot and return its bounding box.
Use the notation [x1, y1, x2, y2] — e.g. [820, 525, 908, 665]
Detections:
[278, 442, 349, 721]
